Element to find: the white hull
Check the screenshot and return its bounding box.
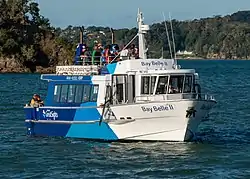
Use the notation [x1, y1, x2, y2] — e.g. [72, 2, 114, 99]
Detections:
[107, 100, 215, 141]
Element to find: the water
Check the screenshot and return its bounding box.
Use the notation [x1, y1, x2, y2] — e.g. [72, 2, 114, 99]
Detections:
[0, 60, 250, 178]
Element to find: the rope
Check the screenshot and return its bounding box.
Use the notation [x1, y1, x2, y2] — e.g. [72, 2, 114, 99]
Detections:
[109, 33, 138, 64]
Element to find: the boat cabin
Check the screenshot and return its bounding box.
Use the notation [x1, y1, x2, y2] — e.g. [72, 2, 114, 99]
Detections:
[41, 58, 201, 108]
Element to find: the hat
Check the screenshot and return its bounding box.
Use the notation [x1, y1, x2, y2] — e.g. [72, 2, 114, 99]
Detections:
[33, 94, 40, 98]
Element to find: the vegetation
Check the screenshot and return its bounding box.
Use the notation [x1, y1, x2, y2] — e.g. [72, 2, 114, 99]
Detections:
[0, 0, 73, 72]
[1, 0, 250, 72]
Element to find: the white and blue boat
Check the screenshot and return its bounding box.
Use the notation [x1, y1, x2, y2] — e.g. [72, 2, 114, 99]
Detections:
[24, 10, 216, 142]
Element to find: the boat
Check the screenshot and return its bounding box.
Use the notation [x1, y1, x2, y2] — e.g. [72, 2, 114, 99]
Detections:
[24, 9, 216, 142]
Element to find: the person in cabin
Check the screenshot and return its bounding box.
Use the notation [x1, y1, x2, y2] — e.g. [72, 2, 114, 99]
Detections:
[30, 94, 44, 107]
[168, 85, 174, 94]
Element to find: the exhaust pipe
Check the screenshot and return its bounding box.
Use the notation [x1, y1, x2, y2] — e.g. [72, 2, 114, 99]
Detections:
[79, 26, 84, 44]
[110, 28, 114, 44]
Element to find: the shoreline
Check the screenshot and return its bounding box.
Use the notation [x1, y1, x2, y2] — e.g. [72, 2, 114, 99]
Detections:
[0, 58, 250, 74]
[177, 57, 250, 60]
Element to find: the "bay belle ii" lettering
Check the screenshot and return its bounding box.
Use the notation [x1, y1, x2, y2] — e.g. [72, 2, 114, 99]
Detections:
[141, 104, 174, 113]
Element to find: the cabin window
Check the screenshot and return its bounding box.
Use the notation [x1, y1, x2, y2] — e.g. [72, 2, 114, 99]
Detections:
[67, 85, 76, 103]
[141, 76, 150, 94]
[150, 76, 157, 94]
[75, 85, 84, 103]
[53, 85, 61, 102]
[82, 85, 91, 102]
[60, 85, 69, 103]
[90, 85, 99, 102]
[156, 76, 168, 94]
[168, 76, 184, 94]
[53, 84, 99, 104]
[183, 75, 193, 93]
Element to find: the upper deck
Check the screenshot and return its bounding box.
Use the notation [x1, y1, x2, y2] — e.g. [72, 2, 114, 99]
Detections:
[53, 58, 196, 78]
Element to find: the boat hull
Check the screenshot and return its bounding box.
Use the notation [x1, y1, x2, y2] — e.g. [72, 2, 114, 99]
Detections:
[24, 99, 216, 142]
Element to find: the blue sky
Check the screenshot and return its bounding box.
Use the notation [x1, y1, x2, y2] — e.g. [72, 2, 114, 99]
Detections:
[36, 0, 250, 28]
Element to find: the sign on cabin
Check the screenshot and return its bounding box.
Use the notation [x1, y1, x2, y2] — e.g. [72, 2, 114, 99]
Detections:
[113, 59, 175, 74]
[56, 66, 99, 75]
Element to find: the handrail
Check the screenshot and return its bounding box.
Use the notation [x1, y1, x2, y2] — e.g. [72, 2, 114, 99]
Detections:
[134, 93, 216, 102]
[74, 54, 138, 66]
[110, 33, 139, 63]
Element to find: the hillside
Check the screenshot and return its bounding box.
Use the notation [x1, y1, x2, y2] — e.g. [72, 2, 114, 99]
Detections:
[1, 0, 250, 73]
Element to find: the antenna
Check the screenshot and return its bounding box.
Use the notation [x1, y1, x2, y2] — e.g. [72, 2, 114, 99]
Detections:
[169, 12, 177, 60]
[163, 12, 173, 59]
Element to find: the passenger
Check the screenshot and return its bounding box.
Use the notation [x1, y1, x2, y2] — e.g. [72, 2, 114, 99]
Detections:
[80, 45, 91, 65]
[130, 44, 139, 59]
[110, 44, 120, 62]
[120, 46, 129, 60]
[134, 46, 139, 59]
[168, 85, 178, 94]
[36, 95, 44, 106]
[168, 85, 174, 94]
[101, 45, 111, 64]
[30, 94, 44, 107]
[92, 44, 102, 65]
[85, 46, 92, 65]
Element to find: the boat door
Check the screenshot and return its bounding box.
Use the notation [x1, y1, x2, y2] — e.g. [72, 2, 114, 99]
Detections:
[111, 75, 128, 104]
[127, 75, 135, 103]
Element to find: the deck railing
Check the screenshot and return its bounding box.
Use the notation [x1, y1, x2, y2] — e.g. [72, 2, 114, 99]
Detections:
[74, 55, 137, 66]
[134, 93, 216, 102]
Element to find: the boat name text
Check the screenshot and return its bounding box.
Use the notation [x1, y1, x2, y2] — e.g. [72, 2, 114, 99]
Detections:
[141, 61, 168, 67]
[141, 104, 174, 113]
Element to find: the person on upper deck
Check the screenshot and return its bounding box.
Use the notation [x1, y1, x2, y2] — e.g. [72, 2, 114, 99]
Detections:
[101, 45, 111, 64]
[130, 44, 139, 59]
[120, 45, 129, 60]
[110, 44, 120, 63]
[80, 44, 91, 65]
[91, 43, 102, 65]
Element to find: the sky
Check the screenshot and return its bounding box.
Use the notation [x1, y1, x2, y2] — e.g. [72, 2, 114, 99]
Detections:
[36, 0, 250, 29]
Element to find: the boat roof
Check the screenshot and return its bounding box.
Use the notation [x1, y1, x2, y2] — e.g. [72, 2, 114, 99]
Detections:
[41, 74, 107, 82]
[54, 58, 196, 77]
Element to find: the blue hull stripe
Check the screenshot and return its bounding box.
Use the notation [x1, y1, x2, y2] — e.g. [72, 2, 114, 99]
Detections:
[65, 102, 118, 140]
[66, 123, 118, 140]
[24, 105, 118, 140]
